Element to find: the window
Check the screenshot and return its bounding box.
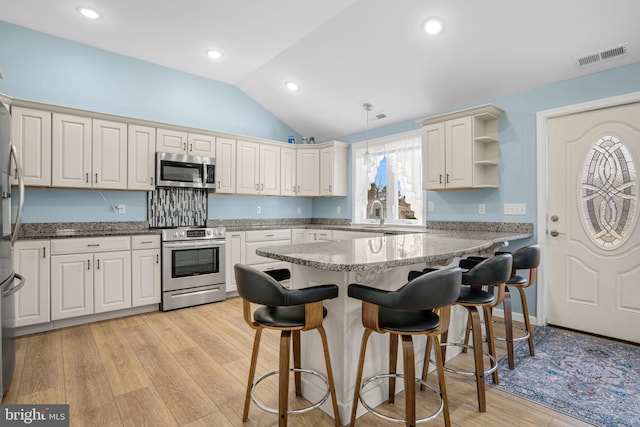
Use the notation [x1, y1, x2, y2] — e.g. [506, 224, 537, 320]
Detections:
[353, 131, 423, 225]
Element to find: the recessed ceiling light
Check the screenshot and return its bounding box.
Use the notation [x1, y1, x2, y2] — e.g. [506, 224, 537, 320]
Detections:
[285, 81, 299, 92]
[423, 17, 444, 35]
[77, 7, 101, 20]
[206, 50, 222, 59]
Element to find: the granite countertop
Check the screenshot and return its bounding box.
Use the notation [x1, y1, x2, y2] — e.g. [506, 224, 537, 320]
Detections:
[256, 229, 531, 271]
[17, 222, 160, 240]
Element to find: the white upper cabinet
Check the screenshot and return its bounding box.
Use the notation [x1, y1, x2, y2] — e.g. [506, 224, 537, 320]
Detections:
[280, 146, 297, 196]
[127, 124, 156, 191]
[156, 128, 215, 157]
[92, 119, 128, 190]
[420, 104, 503, 190]
[52, 114, 127, 189]
[215, 137, 236, 193]
[10, 106, 51, 187]
[187, 133, 216, 158]
[320, 141, 348, 196]
[236, 140, 280, 195]
[296, 147, 320, 197]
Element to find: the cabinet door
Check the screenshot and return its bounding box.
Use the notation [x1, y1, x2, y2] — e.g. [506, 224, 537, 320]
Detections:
[225, 231, 245, 293]
[94, 251, 132, 313]
[52, 113, 92, 188]
[216, 137, 236, 193]
[157, 128, 187, 154]
[260, 144, 280, 195]
[236, 140, 259, 194]
[188, 133, 216, 157]
[10, 107, 51, 187]
[422, 122, 446, 190]
[131, 248, 160, 306]
[296, 148, 320, 196]
[445, 116, 473, 189]
[93, 119, 128, 189]
[320, 146, 335, 196]
[14, 240, 50, 327]
[51, 254, 93, 320]
[281, 147, 297, 196]
[291, 228, 306, 244]
[128, 125, 156, 190]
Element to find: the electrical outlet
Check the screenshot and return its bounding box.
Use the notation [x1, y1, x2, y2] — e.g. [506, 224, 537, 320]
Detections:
[336, 206, 341, 214]
[504, 203, 526, 215]
[478, 204, 486, 215]
[117, 204, 126, 214]
[256, 206, 261, 214]
[297, 207, 301, 215]
[428, 201, 435, 212]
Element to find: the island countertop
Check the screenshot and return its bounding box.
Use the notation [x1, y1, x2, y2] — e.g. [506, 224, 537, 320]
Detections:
[256, 229, 531, 271]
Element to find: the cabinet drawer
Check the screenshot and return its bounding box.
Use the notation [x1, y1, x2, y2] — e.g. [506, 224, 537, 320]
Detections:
[51, 236, 131, 255]
[131, 234, 160, 249]
[246, 240, 291, 264]
[245, 229, 291, 242]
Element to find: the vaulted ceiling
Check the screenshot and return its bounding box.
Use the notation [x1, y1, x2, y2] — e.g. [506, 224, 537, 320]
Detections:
[1, 0, 639, 141]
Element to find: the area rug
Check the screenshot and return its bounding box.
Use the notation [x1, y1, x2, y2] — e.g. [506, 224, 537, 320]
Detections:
[488, 326, 640, 427]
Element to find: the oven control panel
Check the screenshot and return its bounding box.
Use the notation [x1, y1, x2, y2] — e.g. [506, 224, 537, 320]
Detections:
[161, 227, 225, 241]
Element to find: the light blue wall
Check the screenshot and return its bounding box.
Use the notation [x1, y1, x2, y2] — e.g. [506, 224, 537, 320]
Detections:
[324, 61, 640, 228]
[0, 20, 308, 223]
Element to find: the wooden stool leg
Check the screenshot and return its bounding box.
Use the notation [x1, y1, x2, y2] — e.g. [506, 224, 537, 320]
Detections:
[350, 329, 373, 427]
[292, 330, 302, 397]
[389, 333, 399, 404]
[317, 326, 341, 427]
[279, 331, 291, 427]
[432, 335, 451, 427]
[462, 313, 472, 353]
[517, 287, 535, 356]
[468, 307, 487, 412]
[420, 336, 433, 391]
[502, 288, 515, 369]
[243, 328, 263, 421]
[483, 306, 499, 385]
[401, 335, 416, 427]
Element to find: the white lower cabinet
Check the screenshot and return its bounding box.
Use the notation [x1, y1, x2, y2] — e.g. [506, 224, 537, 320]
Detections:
[50, 236, 131, 321]
[305, 229, 332, 242]
[131, 235, 161, 306]
[245, 229, 292, 286]
[14, 240, 50, 327]
[225, 231, 245, 294]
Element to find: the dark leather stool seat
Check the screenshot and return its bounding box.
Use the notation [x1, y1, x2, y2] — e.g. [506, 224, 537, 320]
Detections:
[235, 264, 340, 427]
[348, 267, 462, 427]
[426, 254, 512, 413]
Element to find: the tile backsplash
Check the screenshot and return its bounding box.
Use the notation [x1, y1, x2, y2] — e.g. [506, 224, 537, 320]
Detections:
[148, 188, 207, 228]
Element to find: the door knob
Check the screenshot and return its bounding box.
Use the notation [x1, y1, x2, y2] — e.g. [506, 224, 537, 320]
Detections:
[549, 230, 565, 237]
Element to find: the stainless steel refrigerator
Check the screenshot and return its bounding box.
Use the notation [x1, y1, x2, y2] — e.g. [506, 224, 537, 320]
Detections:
[0, 101, 25, 401]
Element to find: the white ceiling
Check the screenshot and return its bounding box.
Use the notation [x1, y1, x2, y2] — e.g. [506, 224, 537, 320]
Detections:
[1, 0, 639, 141]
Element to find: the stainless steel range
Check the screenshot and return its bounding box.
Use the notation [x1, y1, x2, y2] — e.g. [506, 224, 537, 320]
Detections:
[161, 226, 226, 311]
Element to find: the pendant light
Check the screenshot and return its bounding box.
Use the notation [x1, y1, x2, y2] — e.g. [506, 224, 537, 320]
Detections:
[363, 102, 372, 165]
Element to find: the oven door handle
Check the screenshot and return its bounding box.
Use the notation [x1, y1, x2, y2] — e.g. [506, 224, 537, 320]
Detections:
[162, 240, 224, 249]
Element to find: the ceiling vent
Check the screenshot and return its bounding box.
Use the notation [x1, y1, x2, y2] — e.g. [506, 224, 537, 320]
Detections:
[575, 43, 629, 67]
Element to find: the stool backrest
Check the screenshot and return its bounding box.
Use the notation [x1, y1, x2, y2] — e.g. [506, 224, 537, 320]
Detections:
[235, 263, 289, 306]
[511, 244, 540, 270]
[462, 253, 512, 286]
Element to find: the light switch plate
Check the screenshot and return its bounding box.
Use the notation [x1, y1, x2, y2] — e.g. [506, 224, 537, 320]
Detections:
[257, 206, 261, 214]
[478, 204, 486, 215]
[504, 203, 526, 215]
[428, 201, 435, 212]
[297, 207, 301, 215]
[336, 206, 341, 214]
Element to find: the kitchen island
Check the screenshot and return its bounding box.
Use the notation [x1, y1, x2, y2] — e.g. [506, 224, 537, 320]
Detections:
[256, 229, 531, 424]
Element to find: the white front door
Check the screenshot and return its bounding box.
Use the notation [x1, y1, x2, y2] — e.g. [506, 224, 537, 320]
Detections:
[546, 102, 640, 343]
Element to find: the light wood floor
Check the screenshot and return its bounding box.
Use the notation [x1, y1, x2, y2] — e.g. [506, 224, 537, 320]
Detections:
[4, 297, 593, 427]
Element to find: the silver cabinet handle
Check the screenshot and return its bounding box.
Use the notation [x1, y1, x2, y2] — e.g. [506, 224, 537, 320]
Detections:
[150, 176, 153, 185]
[156, 254, 159, 264]
[446, 174, 450, 183]
[95, 173, 98, 183]
[97, 259, 100, 270]
[190, 143, 193, 152]
[87, 244, 100, 247]
[329, 184, 332, 192]
[218, 181, 221, 188]
[43, 247, 46, 258]
[439, 174, 443, 184]
[87, 259, 91, 270]
[85, 173, 89, 183]
[261, 183, 264, 191]
[183, 142, 187, 151]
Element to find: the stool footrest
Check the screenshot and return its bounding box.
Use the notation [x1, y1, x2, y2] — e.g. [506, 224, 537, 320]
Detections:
[437, 342, 498, 376]
[492, 319, 531, 342]
[359, 373, 443, 424]
[251, 368, 330, 415]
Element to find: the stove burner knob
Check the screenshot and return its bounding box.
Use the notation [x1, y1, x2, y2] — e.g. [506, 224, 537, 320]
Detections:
[180, 231, 185, 237]
[206, 229, 213, 236]
[173, 231, 179, 237]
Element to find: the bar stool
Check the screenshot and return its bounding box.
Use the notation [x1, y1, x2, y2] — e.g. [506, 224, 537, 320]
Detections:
[234, 264, 341, 427]
[459, 245, 540, 369]
[349, 267, 462, 427]
[430, 254, 512, 413]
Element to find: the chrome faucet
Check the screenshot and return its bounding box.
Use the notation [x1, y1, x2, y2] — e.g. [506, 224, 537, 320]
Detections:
[370, 199, 385, 226]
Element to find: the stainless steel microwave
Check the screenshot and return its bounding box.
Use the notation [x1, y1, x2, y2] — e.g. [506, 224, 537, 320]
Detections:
[156, 152, 216, 189]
